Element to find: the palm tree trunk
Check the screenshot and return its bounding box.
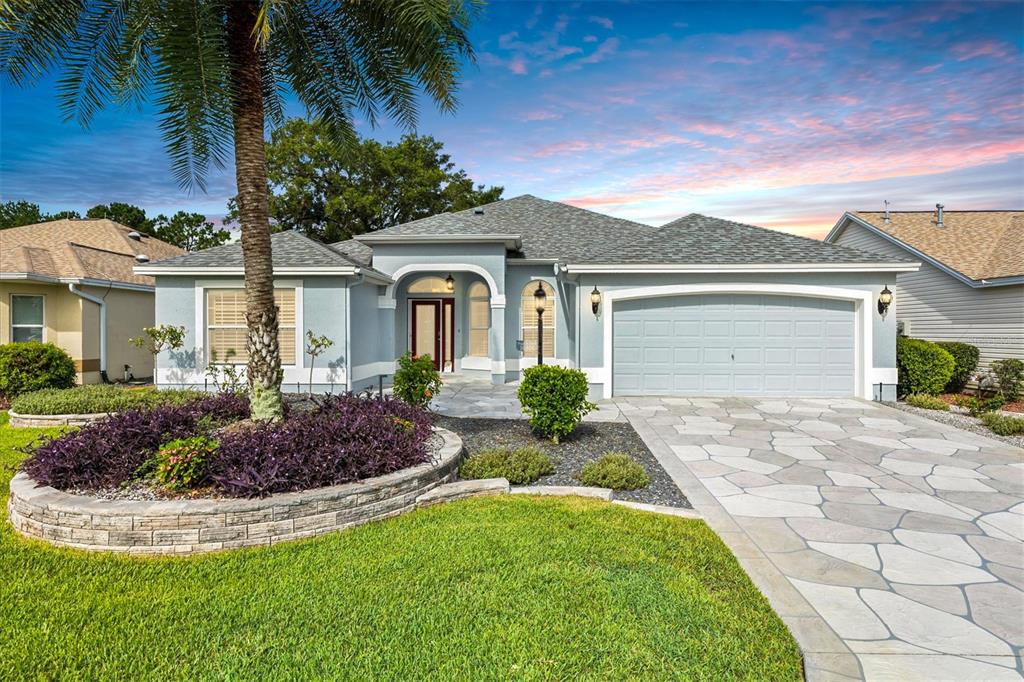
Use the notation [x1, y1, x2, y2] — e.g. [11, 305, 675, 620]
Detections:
[227, 1, 283, 421]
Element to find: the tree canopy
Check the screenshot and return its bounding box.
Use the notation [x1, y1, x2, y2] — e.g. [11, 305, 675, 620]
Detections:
[0, 200, 80, 229]
[85, 203, 155, 234]
[228, 121, 502, 242]
[152, 212, 231, 252]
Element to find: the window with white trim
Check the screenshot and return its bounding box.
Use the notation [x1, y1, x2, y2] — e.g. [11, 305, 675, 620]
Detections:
[521, 281, 555, 358]
[207, 289, 296, 364]
[10, 295, 44, 342]
[407, 276, 450, 294]
[468, 282, 489, 357]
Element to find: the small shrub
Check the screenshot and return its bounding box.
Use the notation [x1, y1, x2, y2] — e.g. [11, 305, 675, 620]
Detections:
[980, 412, 1024, 436]
[0, 342, 76, 397]
[935, 342, 979, 393]
[990, 358, 1024, 401]
[517, 365, 596, 443]
[393, 352, 442, 408]
[459, 447, 554, 485]
[152, 436, 218, 491]
[21, 394, 249, 490]
[965, 395, 1006, 418]
[896, 337, 955, 397]
[579, 453, 650, 491]
[905, 394, 949, 411]
[11, 385, 205, 415]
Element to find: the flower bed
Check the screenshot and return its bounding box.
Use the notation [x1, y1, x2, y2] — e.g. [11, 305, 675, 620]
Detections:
[8, 427, 463, 555]
[19, 394, 435, 499]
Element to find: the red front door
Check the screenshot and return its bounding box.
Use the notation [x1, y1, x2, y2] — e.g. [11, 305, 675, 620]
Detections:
[410, 299, 455, 371]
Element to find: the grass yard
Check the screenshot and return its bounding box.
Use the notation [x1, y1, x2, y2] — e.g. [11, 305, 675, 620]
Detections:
[0, 413, 801, 680]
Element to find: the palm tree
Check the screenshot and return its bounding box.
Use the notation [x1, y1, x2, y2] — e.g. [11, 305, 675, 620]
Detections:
[1, 0, 477, 420]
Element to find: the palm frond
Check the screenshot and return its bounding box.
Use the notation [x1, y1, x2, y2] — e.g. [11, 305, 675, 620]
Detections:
[0, 0, 82, 86]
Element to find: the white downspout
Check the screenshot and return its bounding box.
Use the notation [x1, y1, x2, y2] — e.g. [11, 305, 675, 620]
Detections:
[68, 283, 107, 378]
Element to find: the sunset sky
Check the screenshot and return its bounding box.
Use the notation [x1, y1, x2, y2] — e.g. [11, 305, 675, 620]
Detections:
[2, 1, 1022, 238]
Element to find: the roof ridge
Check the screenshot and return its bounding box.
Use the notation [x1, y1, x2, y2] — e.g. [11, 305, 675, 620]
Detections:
[279, 229, 368, 268]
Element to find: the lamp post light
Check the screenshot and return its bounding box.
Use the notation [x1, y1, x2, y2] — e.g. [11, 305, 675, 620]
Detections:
[534, 281, 547, 365]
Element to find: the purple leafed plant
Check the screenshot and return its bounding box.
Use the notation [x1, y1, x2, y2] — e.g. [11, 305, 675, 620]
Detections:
[209, 395, 433, 497]
[21, 394, 250, 490]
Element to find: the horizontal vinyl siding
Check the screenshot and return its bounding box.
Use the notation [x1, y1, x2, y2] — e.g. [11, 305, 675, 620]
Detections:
[832, 223, 1024, 375]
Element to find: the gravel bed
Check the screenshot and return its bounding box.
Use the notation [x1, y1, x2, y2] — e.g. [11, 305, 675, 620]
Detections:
[895, 403, 1024, 450]
[435, 416, 690, 508]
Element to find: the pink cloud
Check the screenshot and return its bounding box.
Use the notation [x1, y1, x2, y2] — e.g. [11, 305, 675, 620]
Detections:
[583, 34, 598, 43]
[589, 16, 614, 30]
[952, 40, 1012, 61]
[520, 109, 562, 122]
[508, 57, 528, 75]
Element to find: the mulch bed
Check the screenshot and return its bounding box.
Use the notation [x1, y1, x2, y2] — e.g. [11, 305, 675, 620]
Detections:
[434, 416, 691, 508]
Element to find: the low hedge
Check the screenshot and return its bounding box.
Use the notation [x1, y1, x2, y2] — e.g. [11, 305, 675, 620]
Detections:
[980, 412, 1024, 436]
[11, 385, 206, 415]
[935, 342, 979, 393]
[905, 394, 949, 411]
[517, 365, 596, 443]
[459, 447, 554, 485]
[579, 453, 650, 491]
[896, 337, 955, 397]
[0, 342, 76, 397]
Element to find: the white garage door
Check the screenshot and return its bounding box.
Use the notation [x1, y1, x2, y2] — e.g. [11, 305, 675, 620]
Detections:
[613, 294, 856, 396]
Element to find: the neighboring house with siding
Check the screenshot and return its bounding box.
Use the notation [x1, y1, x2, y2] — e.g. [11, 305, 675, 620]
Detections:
[139, 195, 917, 400]
[0, 219, 185, 383]
[826, 208, 1023, 383]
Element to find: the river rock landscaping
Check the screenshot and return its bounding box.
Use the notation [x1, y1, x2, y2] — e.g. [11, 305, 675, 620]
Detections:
[435, 416, 691, 508]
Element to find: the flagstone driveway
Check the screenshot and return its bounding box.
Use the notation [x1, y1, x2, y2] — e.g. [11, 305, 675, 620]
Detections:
[619, 396, 1024, 682]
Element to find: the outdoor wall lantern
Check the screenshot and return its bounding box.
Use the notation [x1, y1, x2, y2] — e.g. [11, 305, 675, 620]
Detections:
[877, 285, 893, 317]
[445, 273, 455, 292]
[534, 281, 547, 365]
[590, 286, 602, 315]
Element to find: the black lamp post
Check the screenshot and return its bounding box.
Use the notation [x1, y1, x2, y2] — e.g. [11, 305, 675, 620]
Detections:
[533, 282, 547, 365]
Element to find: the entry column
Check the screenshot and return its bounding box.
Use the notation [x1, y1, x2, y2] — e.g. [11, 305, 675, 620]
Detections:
[489, 300, 506, 384]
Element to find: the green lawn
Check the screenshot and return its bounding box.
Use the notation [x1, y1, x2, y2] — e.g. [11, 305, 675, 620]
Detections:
[0, 413, 801, 680]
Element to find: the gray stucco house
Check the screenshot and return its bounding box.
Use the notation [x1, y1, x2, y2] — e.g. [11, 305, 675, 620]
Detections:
[827, 208, 1023, 384]
[136, 195, 918, 400]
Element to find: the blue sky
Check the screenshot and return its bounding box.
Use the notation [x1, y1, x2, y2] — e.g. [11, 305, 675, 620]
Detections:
[2, 1, 1022, 237]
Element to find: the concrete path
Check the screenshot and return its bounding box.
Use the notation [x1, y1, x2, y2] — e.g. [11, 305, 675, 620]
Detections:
[618, 396, 1024, 681]
[430, 373, 624, 421]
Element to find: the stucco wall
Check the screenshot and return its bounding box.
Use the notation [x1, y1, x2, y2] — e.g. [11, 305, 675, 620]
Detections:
[154, 275, 350, 391]
[0, 282, 93, 382]
[81, 284, 156, 381]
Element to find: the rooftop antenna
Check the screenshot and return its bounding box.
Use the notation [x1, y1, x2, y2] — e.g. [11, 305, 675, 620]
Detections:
[883, 200, 890, 224]
[936, 203, 945, 228]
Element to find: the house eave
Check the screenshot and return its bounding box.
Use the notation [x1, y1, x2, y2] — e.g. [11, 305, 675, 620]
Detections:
[826, 213, 1020, 288]
[132, 265, 393, 284]
[354, 233, 523, 250]
[562, 262, 921, 274]
[1, 272, 155, 292]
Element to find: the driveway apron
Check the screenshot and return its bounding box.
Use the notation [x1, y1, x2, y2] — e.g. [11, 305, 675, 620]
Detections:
[618, 396, 1024, 682]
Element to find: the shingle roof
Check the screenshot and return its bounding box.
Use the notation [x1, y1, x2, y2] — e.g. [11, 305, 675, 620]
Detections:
[145, 230, 384, 275]
[328, 239, 374, 267]
[851, 211, 1023, 281]
[0, 219, 184, 286]
[579, 213, 913, 265]
[360, 194, 655, 261]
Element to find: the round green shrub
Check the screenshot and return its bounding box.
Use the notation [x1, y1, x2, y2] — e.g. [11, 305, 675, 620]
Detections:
[579, 453, 650, 491]
[0, 342, 76, 397]
[904, 394, 949, 411]
[517, 365, 596, 443]
[393, 352, 442, 408]
[896, 337, 955, 397]
[459, 447, 554, 485]
[935, 342, 979, 393]
[991, 358, 1024, 402]
[11, 385, 206, 415]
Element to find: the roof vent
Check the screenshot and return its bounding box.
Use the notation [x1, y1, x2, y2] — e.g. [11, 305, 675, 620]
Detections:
[474, 207, 485, 215]
[127, 231, 143, 240]
[935, 203, 945, 228]
[883, 200, 890, 224]
[134, 254, 150, 263]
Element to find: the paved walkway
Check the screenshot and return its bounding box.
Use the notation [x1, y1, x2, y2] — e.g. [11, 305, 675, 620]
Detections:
[431, 373, 624, 421]
[618, 396, 1024, 681]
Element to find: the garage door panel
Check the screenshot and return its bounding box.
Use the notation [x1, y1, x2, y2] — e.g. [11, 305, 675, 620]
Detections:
[613, 294, 855, 397]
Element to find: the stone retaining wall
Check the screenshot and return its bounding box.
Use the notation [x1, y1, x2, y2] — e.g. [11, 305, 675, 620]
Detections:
[8, 428, 463, 555]
[8, 411, 111, 428]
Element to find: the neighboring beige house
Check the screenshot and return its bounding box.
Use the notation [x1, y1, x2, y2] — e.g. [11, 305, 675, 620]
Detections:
[826, 207, 1023, 383]
[0, 219, 185, 383]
